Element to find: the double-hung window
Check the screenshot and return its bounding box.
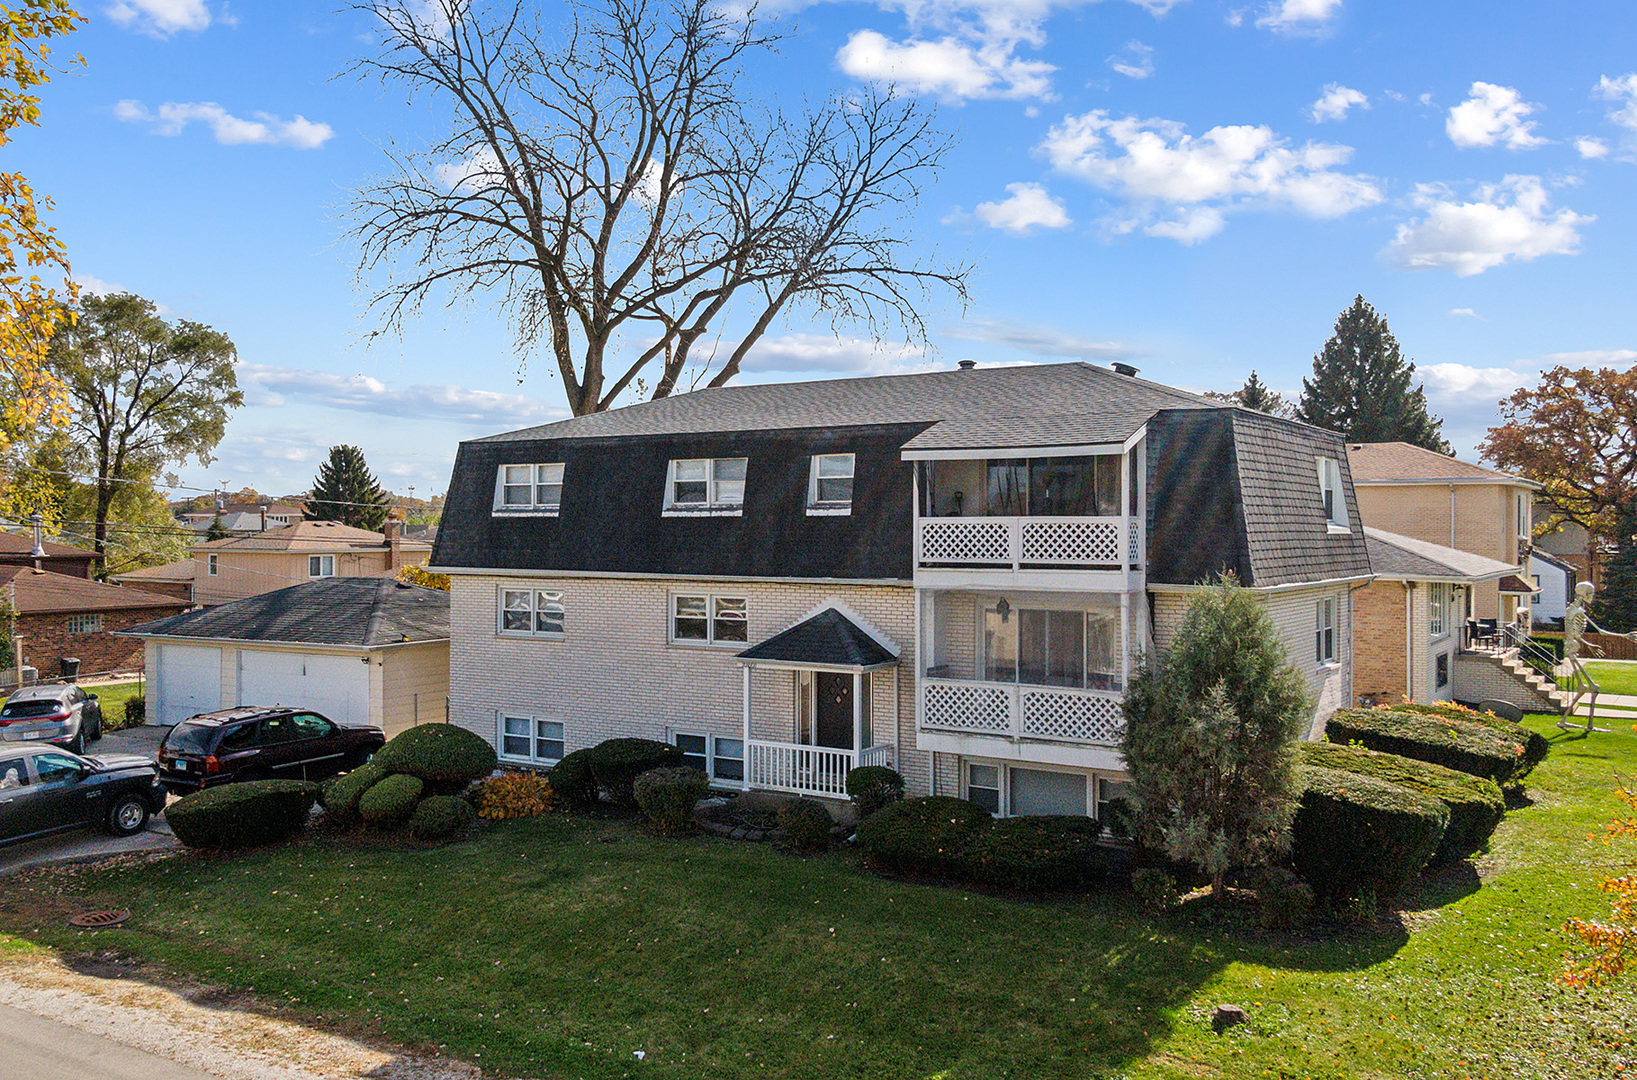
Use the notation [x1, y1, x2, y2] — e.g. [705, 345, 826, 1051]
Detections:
[499, 713, 565, 764]
[207, 554, 218, 576]
[1429, 582, 1450, 638]
[496, 463, 564, 514]
[666, 457, 746, 512]
[1315, 596, 1336, 665]
[669, 731, 744, 782]
[1316, 457, 1347, 530]
[308, 554, 335, 578]
[499, 588, 566, 638]
[808, 453, 855, 512]
[671, 593, 748, 645]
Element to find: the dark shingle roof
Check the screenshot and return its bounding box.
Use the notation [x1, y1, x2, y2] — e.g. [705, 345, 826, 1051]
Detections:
[482, 362, 1215, 450]
[736, 608, 897, 668]
[1364, 527, 1515, 581]
[0, 567, 188, 615]
[122, 576, 448, 647]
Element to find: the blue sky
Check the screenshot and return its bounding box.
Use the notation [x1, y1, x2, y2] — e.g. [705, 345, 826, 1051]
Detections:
[16, 0, 1637, 499]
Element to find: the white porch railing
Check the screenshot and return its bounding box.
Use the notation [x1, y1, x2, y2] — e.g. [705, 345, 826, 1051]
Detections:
[920, 677, 1125, 746]
[916, 516, 1133, 569]
[744, 740, 897, 797]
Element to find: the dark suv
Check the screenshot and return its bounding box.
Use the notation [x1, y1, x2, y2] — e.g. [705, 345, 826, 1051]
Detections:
[158, 708, 385, 795]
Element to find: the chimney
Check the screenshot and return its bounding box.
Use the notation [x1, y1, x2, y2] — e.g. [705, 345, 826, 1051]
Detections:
[259, 504, 268, 532]
[28, 512, 43, 572]
[1112, 362, 1140, 377]
[957, 359, 977, 370]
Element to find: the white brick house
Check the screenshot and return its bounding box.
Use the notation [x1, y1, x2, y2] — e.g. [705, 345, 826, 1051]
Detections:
[432, 362, 1371, 816]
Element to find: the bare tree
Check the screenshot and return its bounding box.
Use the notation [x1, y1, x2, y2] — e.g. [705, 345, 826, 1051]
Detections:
[346, 0, 970, 416]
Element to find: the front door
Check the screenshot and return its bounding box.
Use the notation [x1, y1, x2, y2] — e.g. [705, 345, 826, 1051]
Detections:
[815, 672, 854, 750]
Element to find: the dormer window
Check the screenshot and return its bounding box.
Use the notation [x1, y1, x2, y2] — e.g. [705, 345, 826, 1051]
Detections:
[665, 457, 746, 514]
[808, 453, 854, 514]
[1316, 456, 1347, 531]
[495, 463, 564, 514]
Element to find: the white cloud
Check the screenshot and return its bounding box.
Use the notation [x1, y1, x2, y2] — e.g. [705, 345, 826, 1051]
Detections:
[1309, 84, 1367, 123]
[74, 275, 173, 315]
[1420, 363, 1532, 398]
[973, 182, 1071, 233]
[1594, 74, 1637, 133]
[236, 364, 562, 425]
[737, 333, 930, 375]
[1448, 307, 1484, 320]
[1106, 40, 1154, 80]
[944, 318, 1139, 361]
[836, 30, 1053, 100]
[1576, 137, 1610, 160]
[1039, 110, 1381, 242]
[1385, 175, 1590, 277]
[1445, 82, 1547, 150]
[433, 147, 504, 192]
[105, 0, 211, 36]
[1256, 0, 1342, 35]
[115, 100, 335, 149]
[1539, 348, 1637, 368]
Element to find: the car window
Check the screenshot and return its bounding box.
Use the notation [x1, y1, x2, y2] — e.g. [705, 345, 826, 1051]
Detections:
[0, 699, 62, 720]
[0, 762, 28, 788]
[217, 723, 257, 751]
[68, 687, 84, 704]
[32, 753, 83, 784]
[290, 713, 334, 740]
[254, 716, 301, 746]
[165, 722, 218, 754]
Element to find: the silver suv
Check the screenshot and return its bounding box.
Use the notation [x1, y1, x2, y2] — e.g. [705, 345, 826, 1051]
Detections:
[0, 684, 104, 755]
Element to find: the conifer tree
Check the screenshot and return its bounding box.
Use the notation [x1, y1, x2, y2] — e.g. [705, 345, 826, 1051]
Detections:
[1236, 370, 1292, 416]
[1296, 295, 1452, 453]
[1593, 502, 1637, 633]
[306, 445, 390, 530]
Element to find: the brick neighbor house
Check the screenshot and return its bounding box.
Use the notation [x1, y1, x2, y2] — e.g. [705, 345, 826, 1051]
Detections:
[2, 566, 189, 680]
[430, 361, 1370, 816]
[0, 530, 98, 579]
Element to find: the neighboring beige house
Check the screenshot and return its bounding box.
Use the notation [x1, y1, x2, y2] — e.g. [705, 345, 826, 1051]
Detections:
[1347, 442, 1538, 625]
[179, 501, 305, 536]
[193, 520, 431, 607]
[121, 576, 449, 735]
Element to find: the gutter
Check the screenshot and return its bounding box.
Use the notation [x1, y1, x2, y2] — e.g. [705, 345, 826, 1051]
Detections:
[428, 566, 916, 588]
[1147, 573, 1375, 595]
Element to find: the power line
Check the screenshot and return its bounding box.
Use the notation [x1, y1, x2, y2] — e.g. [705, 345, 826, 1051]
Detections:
[8, 465, 441, 512]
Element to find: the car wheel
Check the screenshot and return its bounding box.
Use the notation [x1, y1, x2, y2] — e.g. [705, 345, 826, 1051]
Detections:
[107, 793, 150, 836]
[90, 716, 103, 741]
[346, 748, 375, 771]
[68, 731, 85, 756]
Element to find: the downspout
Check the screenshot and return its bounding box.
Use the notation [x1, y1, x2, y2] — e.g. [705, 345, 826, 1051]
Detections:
[1405, 582, 1415, 703]
[1449, 484, 1456, 549]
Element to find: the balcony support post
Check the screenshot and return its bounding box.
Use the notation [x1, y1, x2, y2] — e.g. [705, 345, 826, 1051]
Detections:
[852, 670, 864, 765]
[742, 665, 753, 791]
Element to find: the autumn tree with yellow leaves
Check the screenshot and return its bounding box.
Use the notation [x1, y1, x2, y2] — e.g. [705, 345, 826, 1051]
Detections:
[1562, 781, 1637, 987]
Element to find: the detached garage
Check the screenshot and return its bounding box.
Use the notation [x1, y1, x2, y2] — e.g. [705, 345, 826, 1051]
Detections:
[123, 576, 448, 736]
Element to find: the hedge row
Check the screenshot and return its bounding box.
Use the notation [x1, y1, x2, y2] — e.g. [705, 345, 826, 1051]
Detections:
[1291, 765, 1448, 900]
[167, 780, 320, 850]
[1326, 708, 1525, 784]
[1299, 741, 1504, 864]
[1384, 702, 1549, 777]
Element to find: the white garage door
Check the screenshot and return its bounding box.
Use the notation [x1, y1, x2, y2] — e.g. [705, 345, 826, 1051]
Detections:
[154, 644, 222, 725]
[236, 650, 371, 728]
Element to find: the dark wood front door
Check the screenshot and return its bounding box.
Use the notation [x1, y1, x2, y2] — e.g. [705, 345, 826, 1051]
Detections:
[815, 672, 854, 750]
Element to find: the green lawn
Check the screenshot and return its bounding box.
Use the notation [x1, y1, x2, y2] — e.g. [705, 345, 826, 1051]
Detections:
[1, 716, 1634, 1079]
[83, 679, 145, 730]
[1583, 660, 1637, 697]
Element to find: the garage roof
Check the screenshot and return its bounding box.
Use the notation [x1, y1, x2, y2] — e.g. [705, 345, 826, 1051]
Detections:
[122, 576, 448, 648]
[0, 566, 189, 614]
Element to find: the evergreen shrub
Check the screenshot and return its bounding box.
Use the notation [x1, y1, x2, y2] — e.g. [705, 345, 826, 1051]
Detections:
[371, 723, 497, 784]
[587, 738, 684, 807]
[1290, 765, 1447, 899]
[854, 796, 991, 877]
[776, 798, 835, 852]
[845, 765, 905, 819]
[167, 780, 320, 850]
[632, 766, 709, 834]
[408, 795, 476, 840]
[1382, 702, 1549, 776]
[1326, 708, 1524, 784]
[320, 760, 390, 822]
[549, 748, 599, 807]
[963, 815, 1110, 892]
[358, 773, 424, 827]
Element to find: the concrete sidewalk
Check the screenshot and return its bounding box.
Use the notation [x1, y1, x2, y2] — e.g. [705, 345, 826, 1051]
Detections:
[2, 1003, 219, 1080]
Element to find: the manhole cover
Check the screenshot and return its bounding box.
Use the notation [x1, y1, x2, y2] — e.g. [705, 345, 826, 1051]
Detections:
[67, 910, 130, 929]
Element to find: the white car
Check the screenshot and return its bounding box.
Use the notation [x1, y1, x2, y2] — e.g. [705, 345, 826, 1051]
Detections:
[0, 684, 105, 756]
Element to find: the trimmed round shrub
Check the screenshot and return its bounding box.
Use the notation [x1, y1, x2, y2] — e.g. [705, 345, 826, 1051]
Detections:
[320, 759, 390, 822]
[123, 695, 145, 726]
[1385, 702, 1549, 777]
[588, 738, 684, 808]
[167, 779, 321, 850]
[1291, 765, 1448, 900]
[371, 723, 497, 784]
[1300, 740, 1505, 863]
[855, 796, 992, 877]
[549, 748, 599, 808]
[963, 815, 1109, 893]
[776, 798, 834, 853]
[633, 766, 709, 834]
[1326, 708, 1524, 784]
[1255, 866, 1315, 931]
[845, 766, 905, 819]
[358, 773, 425, 828]
[408, 795, 477, 841]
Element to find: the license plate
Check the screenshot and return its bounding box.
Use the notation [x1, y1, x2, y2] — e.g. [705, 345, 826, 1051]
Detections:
[171, 759, 188, 771]
[22, 731, 39, 740]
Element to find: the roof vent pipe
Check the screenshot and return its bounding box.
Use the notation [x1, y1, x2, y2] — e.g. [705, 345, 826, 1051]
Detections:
[1112, 362, 1140, 377]
[956, 359, 977, 370]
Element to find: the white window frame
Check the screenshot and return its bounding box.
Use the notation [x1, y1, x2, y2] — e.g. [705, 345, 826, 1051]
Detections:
[807, 453, 855, 515]
[497, 712, 565, 765]
[1316, 456, 1348, 532]
[1516, 491, 1530, 543]
[64, 613, 103, 635]
[497, 587, 567, 639]
[1429, 582, 1450, 639]
[308, 554, 335, 578]
[666, 728, 745, 783]
[1315, 595, 1337, 666]
[207, 554, 218, 576]
[959, 759, 1100, 819]
[663, 457, 747, 515]
[668, 592, 748, 647]
[493, 463, 565, 516]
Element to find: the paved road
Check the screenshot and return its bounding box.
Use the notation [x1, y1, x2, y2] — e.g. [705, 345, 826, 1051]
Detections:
[1, 1003, 220, 1080]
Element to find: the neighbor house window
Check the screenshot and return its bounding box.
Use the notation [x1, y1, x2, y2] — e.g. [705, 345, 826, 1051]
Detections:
[670, 594, 747, 645]
[499, 714, 564, 764]
[809, 454, 855, 510]
[1315, 596, 1336, 664]
[666, 457, 747, 511]
[498, 588, 566, 637]
[495, 463, 564, 513]
[308, 555, 335, 578]
[207, 554, 218, 576]
[1317, 457, 1347, 529]
[1429, 582, 1451, 638]
[712, 737, 744, 781]
[1435, 652, 1450, 689]
[65, 614, 102, 635]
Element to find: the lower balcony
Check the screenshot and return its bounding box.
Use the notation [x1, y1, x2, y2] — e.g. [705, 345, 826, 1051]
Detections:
[744, 740, 895, 798]
[920, 677, 1125, 746]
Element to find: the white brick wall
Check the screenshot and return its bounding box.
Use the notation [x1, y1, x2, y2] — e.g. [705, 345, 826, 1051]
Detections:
[447, 574, 932, 796]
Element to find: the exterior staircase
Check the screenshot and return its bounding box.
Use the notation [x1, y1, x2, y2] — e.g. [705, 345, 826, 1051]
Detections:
[1451, 647, 1566, 714]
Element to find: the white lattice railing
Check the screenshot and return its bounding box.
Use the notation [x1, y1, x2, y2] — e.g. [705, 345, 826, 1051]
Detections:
[916, 516, 1131, 569]
[744, 740, 895, 797]
[920, 677, 1125, 747]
